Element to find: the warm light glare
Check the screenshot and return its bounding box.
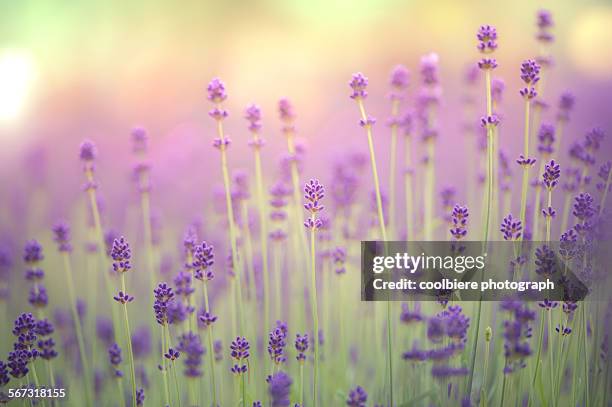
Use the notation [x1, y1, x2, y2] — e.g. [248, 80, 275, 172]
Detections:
[0, 50, 35, 122]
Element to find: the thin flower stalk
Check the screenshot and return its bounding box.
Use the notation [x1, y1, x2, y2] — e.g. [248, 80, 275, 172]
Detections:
[388, 65, 409, 237]
[245, 104, 271, 334]
[208, 78, 246, 335]
[61, 248, 93, 407]
[304, 179, 324, 407]
[349, 73, 393, 407]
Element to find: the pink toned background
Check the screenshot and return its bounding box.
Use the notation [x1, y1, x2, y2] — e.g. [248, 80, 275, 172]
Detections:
[1, 0, 611, 238]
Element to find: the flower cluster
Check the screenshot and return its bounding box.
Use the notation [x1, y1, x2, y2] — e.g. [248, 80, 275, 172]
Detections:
[450, 204, 469, 239]
[349, 73, 368, 100]
[536, 9, 554, 43]
[111, 237, 132, 273]
[304, 179, 325, 230]
[500, 300, 535, 374]
[52, 221, 73, 253]
[268, 371, 292, 407]
[500, 214, 522, 241]
[519, 59, 540, 100]
[177, 332, 205, 377]
[295, 333, 308, 363]
[542, 160, 561, 190]
[229, 336, 250, 375]
[346, 385, 368, 407]
[268, 323, 288, 365]
[108, 343, 123, 377]
[193, 241, 214, 281]
[153, 283, 175, 325]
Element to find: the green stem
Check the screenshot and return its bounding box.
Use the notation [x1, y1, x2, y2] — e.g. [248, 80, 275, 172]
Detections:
[120, 274, 137, 407]
[203, 283, 218, 407]
[217, 113, 246, 336]
[62, 252, 93, 407]
[309, 218, 320, 407]
[389, 99, 400, 238]
[519, 100, 531, 243]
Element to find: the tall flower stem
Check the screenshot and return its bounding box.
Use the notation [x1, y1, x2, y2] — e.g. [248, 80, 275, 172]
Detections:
[388, 98, 400, 238]
[532, 163, 545, 241]
[62, 252, 93, 407]
[164, 325, 182, 407]
[217, 125, 246, 336]
[355, 98, 392, 406]
[240, 201, 256, 300]
[202, 283, 218, 406]
[309, 214, 320, 407]
[140, 186, 156, 307]
[120, 274, 137, 407]
[482, 68, 494, 244]
[519, 99, 532, 242]
[545, 189, 553, 242]
[160, 326, 171, 407]
[251, 131, 271, 334]
[299, 363, 304, 407]
[469, 65, 494, 397]
[117, 377, 127, 407]
[404, 134, 414, 240]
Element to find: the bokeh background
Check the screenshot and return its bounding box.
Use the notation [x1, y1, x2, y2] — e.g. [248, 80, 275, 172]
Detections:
[1, 0, 612, 237]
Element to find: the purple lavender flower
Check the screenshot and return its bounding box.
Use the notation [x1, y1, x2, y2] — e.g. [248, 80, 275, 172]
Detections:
[295, 333, 309, 363]
[108, 343, 123, 377]
[534, 245, 558, 277]
[420, 53, 440, 85]
[268, 371, 292, 407]
[400, 303, 423, 324]
[214, 340, 223, 362]
[79, 140, 97, 162]
[477, 25, 498, 53]
[230, 336, 250, 375]
[431, 365, 469, 379]
[500, 303, 534, 374]
[278, 98, 296, 125]
[557, 91, 575, 122]
[536, 10, 554, 43]
[51, 220, 73, 253]
[131, 326, 151, 359]
[519, 60, 540, 99]
[268, 326, 288, 365]
[538, 299, 558, 310]
[389, 65, 410, 100]
[136, 388, 144, 406]
[131, 127, 148, 154]
[153, 282, 175, 325]
[37, 337, 58, 360]
[304, 179, 325, 230]
[542, 160, 560, 190]
[349, 73, 368, 100]
[516, 155, 536, 167]
[28, 285, 48, 308]
[207, 78, 227, 103]
[23, 240, 43, 264]
[450, 204, 469, 239]
[346, 385, 368, 407]
[35, 319, 54, 336]
[97, 317, 114, 346]
[0, 360, 9, 385]
[193, 241, 214, 281]
[164, 348, 180, 361]
[113, 291, 134, 304]
[537, 123, 555, 155]
[198, 311, 217, 328]
[111, 237, 131, 273]
[174, 271, 195, 299]
[177, 332, 205, 378]
[500, 214, 522, 240]
[332, 246, 347, 275]
[7, 350, 29, 378]
[584, 127, 605, 152]
[573, 193, 595, 221]
[245, 103, 263, 133]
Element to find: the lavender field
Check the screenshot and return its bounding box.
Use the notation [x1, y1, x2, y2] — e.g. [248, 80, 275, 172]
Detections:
[0, 5, 611, 407]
